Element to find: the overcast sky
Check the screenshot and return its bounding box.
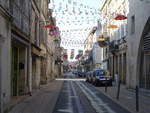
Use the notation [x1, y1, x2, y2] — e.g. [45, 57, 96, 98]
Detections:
[49, 0, 105, 61]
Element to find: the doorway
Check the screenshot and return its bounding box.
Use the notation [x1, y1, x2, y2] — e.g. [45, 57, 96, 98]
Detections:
[11, 46, 27, 96]
[11, 47, 19, 96]
[140, 53, 150, 89]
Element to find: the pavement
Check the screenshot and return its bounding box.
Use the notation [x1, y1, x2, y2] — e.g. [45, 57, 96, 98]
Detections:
[7, 80, 64, 113]
[96, 83, 150, 113]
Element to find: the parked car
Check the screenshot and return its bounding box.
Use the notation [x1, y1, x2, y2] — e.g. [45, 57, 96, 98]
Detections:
[81, 71, 86, 78]
[72, 70, 78, 75]
[78, 70, 82, 77]
[86, 72, 90, 82]
[92, 69, 112, 86]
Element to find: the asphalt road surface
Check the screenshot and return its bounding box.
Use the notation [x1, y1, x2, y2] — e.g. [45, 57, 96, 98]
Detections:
[53, 72, 131, 113]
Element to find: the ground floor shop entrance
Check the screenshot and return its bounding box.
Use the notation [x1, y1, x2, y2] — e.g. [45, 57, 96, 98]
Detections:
[109, 53, 126, 84]
[11, 40, 28, 96]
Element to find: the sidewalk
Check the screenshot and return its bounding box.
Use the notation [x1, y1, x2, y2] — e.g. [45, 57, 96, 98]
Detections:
[96, 84, 150, 113]
[7, 80, 64, 113]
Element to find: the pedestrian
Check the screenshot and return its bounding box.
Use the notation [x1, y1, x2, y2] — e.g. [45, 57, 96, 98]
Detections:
[105, 70, 110, 76]
[115, 72, 119, 86]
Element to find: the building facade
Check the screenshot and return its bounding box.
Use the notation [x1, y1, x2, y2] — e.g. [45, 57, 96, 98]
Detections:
[10, 0, 31, 96]
[0, 0, 12, 111]
[39, 0, 51, 85]
[31, 0, 42, 89]
[0, 0, 62, 112]
[127, 0, 150, 89]
[100, 0, 128, 82]
[46, 14, 55, 80]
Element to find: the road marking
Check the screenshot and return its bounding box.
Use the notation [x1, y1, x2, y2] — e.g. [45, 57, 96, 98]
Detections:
[57, 109, 72, 113]
[69, 96, 78, 98]
[56, 78, 86, 81]
[57, 82, 73, 113]
[76, 82, 116, 113]
[126, 96, 133, 99]
[70, 81, 85, 113]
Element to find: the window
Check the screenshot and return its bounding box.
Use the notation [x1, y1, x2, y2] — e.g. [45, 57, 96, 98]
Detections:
[118, 27, 121, 39]
[131, 15, 135, 34]
[121, 24, 125, 37]
[124, 22, 127, 36]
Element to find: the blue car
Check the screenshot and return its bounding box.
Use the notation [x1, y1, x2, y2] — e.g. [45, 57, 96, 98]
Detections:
[92, 69, 112, 86]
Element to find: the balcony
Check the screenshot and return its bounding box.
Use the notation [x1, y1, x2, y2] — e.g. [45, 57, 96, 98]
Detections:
[97, 35, 109, 47]
[109, 41, 119, 54]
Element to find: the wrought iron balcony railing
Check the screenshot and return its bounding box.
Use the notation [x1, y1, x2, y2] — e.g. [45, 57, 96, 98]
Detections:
[97, 36, 109, 47]
[109, 41, 119, 54]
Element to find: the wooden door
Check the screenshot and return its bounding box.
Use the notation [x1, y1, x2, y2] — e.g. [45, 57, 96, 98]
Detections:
[11, 47, 19, 96]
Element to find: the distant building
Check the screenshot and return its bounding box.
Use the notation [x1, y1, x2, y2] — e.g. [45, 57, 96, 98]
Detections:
[92, 43, 103, 68]
[84, 27, 97, 51]
[83, 27, 97, 71]
[92, 20, 103, 69]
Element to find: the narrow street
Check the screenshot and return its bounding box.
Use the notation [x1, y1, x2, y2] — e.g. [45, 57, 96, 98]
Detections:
[53, 73, 131, 113]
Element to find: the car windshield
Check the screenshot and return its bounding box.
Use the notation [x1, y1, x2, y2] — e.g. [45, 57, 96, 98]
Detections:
[95, 70, 105, 76]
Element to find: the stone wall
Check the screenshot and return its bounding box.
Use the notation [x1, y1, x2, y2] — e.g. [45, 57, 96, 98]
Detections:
[0, 13, 11, 106]
[127, 0, 150, 88]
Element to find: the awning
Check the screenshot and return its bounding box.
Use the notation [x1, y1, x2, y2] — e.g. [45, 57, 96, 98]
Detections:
[107, 25, 118, 29]
[114, 14, 127, 20]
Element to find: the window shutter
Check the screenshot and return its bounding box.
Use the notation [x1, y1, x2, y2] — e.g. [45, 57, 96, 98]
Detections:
[144, 34, 150, 51]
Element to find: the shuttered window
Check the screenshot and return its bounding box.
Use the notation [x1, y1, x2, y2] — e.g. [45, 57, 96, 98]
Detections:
[143, 34, 150, 51]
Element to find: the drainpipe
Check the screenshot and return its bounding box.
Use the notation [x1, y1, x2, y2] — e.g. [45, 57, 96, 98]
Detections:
[28, 45, 32, 96]
[0, 37, 4, 113]
[0, 48, 3, 113]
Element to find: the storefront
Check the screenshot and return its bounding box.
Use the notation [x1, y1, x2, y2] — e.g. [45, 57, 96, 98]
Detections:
[11, 34, 29, 96]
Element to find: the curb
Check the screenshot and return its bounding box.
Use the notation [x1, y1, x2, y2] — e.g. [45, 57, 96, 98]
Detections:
[96, 87, 136, 113]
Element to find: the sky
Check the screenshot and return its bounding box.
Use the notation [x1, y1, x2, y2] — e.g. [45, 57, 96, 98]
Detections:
[49, 0, 105, 61]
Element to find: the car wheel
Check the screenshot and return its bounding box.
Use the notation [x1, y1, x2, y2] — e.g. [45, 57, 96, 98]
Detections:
[94, 80, 97, 86]
[109, 82, 112, 86]
[92, 81, 95, 85]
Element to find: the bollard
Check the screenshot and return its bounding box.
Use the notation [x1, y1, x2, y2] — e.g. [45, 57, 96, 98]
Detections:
[116, 80, 121, 100]
[136, 85, 139, 112]
[105, 83, 107, 93]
